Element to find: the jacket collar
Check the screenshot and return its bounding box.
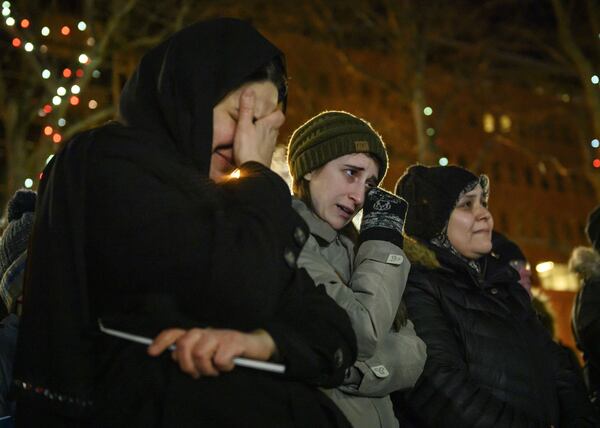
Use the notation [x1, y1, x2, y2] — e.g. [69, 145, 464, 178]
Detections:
[292, 198, 339, 244]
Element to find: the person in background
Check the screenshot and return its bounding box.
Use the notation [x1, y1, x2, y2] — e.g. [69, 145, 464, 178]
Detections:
[0, 190, 36, 419]
[287, 111, 426, 428]
[14, 19, 357, 427]
[491, 231, 532, 296]
[569, 204, 600, 413]
[395, 164, 597, 427]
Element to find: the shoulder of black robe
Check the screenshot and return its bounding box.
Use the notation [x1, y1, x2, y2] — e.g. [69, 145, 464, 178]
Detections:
[14, 18, 285, 419]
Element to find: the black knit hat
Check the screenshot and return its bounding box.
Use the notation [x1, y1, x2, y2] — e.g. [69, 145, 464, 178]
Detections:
[0, 189, 36, 280]
[492, 231, 526, 262]
[395, 164, 488, 241]
[287, 111, 388, 184]
[586, 204, 600, 251]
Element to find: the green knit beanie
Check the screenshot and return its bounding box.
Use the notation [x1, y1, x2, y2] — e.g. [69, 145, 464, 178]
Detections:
[287, 111, 389, 184]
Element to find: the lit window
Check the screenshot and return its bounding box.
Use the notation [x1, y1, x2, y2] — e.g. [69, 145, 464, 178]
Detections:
[483, 113, 495, 133]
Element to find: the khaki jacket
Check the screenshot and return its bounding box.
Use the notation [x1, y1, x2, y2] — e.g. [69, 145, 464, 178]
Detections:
[294, 199, 426, 428]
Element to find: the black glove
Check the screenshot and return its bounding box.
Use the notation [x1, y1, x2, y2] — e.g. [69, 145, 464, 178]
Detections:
[359, 187, 408, 248]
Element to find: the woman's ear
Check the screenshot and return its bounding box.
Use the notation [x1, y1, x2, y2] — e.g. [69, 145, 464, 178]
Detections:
[304, 172, 312, 181]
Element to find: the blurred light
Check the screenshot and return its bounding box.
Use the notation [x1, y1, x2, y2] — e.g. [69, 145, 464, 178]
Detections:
[78, 53, 89, 64]
[20, 18, 29, 28]
[426, 128, 435, 137]
[2, 8, 10, 17]
[2, 2, 11, 8]
[52, 95, 62, 106]
[561, 94, 570, 103]
[76, 69, 84, 78]
[41, 26, 50, 36]
[86, 37, 95, 46]
[69, 95, 79, 105]
[594, 159, 600, 168]
[423, 106, 433, 116]
[438, 157, 449, 166]
[24, 178, 33, 188]
[45, 154, 54, 165]
[58, 118, 66, 127]
[37, 109, 46, 117]
[77, 21, 87, 31]
[71, 84, 80, 94]
[56, 86, 66, 96]
[5, 17, 14, 26]
[593, 75, 600, 85]
[41, 69, 51, 79]
[11, 37, 21, 48]
[88, 99, 98, 109]
[536, 261, 555, 273]
[483, 113, 495, 133]
[43, 125, 53, 136]
[61, 26, 70, 36]
[592, 139, 599, 148]
[500, 115, 512, 132]
[43, 104, 52, 113]
[24, 42, 34, 52]
[92, 69, 101, 78]
[52, 133, 62, 143]
[62, 68, 72, 78]
[229, 169, 241, 179]
[39, 44, 48, 54]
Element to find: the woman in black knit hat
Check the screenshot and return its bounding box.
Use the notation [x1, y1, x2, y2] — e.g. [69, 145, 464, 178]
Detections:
[394, 164, 597, 427]
[287, 111, 426, 428]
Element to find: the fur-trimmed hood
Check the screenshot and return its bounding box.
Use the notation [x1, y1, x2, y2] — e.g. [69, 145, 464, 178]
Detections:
[569, 246, 600, 280]
[402, 235, 441, 270]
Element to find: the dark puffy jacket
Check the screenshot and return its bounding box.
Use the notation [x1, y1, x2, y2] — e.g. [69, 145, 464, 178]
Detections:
[394, 239, 598, 428]
[570, 246, 600, 413]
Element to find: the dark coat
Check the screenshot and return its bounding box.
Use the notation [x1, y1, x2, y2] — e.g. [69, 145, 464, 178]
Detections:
[13, 19, 356, 428]
[393, 239, 597, 428]
[570, 246, 600, 412]
[0, 314, 17, 417]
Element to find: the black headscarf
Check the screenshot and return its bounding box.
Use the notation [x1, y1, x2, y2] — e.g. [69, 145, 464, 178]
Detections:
[14, 18, 285, 419]
[119, 17, 284, 174]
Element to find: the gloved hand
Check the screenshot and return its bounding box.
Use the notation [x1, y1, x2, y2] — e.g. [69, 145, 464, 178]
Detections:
[359, 187, 408, 248]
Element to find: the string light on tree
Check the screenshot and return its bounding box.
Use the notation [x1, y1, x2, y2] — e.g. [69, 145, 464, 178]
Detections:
[43, 125, 53, 136]
[41, 26, 50, 36]
[592, 139, 600, 148]
[24, 42, 34, 52]
[92, 70, 100, 78]
[56, 86, 66, 96]
[593, 159, 600, 169]
[426, 128, 436, 137]
[20, 18, 29, 28]
[24, 178, 33, 189]
[592, 75, 600, 85]
[2, 8, 10, 17]
[78, 53, 89, 64]
[424, 106, 433, 116]
[439, 157, 449, 166]
[52, 133, 62, 144]
[58, 118, 66, 127]
[52, 95, 62, 106]
[77, 21, 87, 31]
[41, 69, 51, 79]
[88, 99, 98, 109]
[2, 1, 11, 8]
[11, 37, 21, 48]
[63, 68, 72, 78]
[5, 16, 14, 26]
[71, 84, 80, 94]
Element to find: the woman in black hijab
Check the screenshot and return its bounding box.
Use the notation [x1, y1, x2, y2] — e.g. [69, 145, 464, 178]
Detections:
[14, 18, 356, 427]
